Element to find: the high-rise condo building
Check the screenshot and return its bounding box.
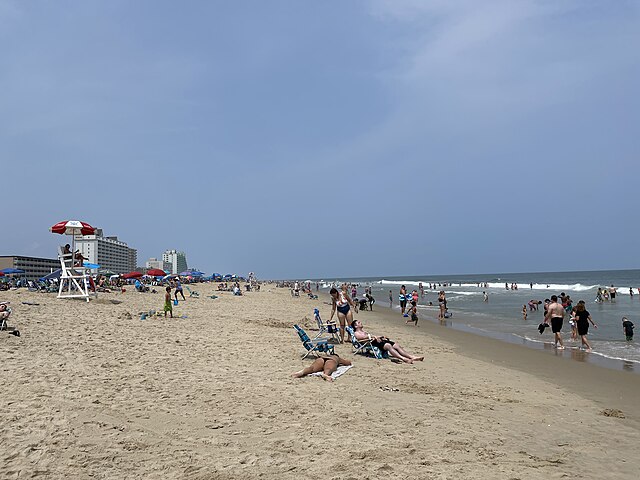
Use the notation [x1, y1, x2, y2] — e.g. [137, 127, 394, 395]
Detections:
[75, 229, 137, 274]
[162, 250, 188, 274]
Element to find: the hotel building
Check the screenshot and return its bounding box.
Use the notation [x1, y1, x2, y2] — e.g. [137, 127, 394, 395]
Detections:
[75, 229, 137, 274]
[162, 250, 188, 275]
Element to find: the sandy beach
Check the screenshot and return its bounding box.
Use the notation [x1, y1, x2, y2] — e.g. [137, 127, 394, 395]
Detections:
[1, 284, 639, 479]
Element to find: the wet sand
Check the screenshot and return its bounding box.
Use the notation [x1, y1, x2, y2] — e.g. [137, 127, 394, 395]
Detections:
[1, 284, 639, 478]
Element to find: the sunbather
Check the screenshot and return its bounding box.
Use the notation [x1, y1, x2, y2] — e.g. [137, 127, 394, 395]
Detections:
[351, 319, 424, 364]
[291, 354, 352, 382]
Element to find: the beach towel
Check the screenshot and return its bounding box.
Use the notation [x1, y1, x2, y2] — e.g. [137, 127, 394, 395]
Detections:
[310, 365, 353, 380]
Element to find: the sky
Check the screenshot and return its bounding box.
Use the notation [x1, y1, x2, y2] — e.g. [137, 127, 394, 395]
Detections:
[1, 0, 639, 279]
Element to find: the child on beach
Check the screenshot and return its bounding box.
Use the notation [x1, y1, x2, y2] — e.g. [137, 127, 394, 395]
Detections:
[406, 300, 418, 326]
[522, 305, 527, 321]
[164, 286, 173, 318]
[622, 317, 634, 341]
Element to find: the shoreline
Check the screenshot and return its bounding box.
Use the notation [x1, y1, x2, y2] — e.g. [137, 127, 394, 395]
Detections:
[362, 302, 640, 426]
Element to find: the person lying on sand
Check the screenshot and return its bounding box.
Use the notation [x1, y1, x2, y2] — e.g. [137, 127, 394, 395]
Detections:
[351, 319, 424, 364]
[292, 354, 352, 382]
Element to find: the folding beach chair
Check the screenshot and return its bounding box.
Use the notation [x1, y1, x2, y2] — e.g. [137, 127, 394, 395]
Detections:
[293, 324, 335, 359]
[345, 325, 386, 359]
[185, 286, 199, 298]
[313, 308, 340, 343]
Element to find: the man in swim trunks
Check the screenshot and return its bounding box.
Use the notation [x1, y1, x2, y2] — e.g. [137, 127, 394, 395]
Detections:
[544, 295, 565, 350]
[609, 284, 617, 301]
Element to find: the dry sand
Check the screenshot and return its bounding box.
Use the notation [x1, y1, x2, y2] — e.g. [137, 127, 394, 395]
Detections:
[1, 284, 639, 479]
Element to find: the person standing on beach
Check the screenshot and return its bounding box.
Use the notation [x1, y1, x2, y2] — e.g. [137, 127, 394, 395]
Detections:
[164, 286, 173, 318]
[483, 291, 488, 302]
[389, 290, 393, 308]
[609, 285, 617, 301]
[574, 301, 597, 351]
[329, 287, 355, 343]
[399, 285, 408, 315]
[544, 295, 565, 350]
[522, 305, 527, 321]
[438, 291, 447, 320]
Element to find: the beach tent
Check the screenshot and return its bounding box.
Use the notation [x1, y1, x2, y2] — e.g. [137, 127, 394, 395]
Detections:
[40, 269, 62, 281]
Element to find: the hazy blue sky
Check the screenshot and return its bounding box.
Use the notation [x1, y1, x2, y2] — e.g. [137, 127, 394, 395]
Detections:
[1, 0, 639, 279]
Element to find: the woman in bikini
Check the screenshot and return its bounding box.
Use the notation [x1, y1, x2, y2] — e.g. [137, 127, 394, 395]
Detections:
[291, 354, 352, 382]
[351, 319, 424, 364]
[329, 286, 355, 343]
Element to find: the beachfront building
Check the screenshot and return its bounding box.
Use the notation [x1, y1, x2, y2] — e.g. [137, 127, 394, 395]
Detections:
[145, 257, 172, 272]
[75, 229, 137, 274]
[0, 255, 59, 280]
[162, 250, 188, 275]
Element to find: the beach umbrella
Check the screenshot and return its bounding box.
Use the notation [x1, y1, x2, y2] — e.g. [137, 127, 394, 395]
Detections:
[50, 220, 97, 236]
[83, 262, 100, 269]
[50, 220, 97, 260]
[0, 272, 4, 277]
[1, 268, 25, 275]
[122, 271, 143, 279]
[146, 268, 167, 277]
[99, 270, 115, 277]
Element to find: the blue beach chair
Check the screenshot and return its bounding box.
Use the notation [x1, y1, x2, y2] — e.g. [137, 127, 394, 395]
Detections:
[313, 308, 340, 343]
[345, 325, 386, 359]
[293, 324, 335, 359]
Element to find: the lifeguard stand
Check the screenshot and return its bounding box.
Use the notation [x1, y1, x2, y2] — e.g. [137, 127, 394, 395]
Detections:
[57, 246, 93, 302]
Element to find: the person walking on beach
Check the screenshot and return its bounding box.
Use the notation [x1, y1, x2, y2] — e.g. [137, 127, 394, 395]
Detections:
[329, 287, 355, 344]
[164, 286, 173, 318]
[622, 317, 634, 341]
[574, 301, 597, 351]
[544, 295, 565, 350]
[174, 279, 186, 301]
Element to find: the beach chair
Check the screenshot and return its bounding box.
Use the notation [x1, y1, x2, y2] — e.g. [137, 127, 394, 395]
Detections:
[293, 324, 335, 359]
[345, 325, 386, 359]
[185, 286, 199, 298]
[313, 308, 340, 343]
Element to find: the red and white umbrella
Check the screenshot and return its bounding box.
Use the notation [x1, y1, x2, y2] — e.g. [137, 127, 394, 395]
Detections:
[50, 220, 96, 236]
[50, 220, 97, 262]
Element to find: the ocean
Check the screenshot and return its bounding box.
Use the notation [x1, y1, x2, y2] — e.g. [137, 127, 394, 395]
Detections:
[316, 269, 640, 372]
